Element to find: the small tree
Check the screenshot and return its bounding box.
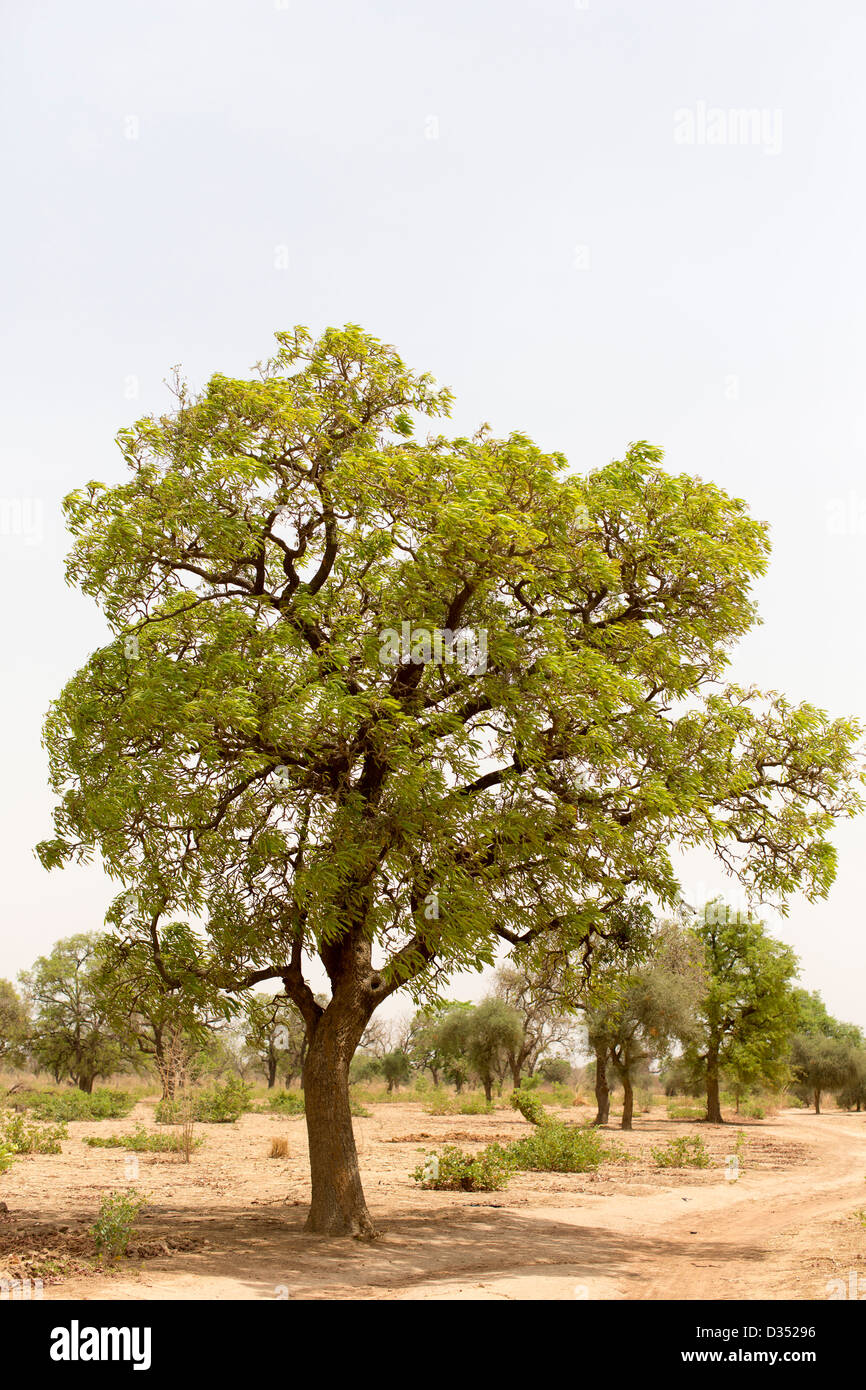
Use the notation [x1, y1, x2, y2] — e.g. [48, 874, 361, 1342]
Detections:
[493, 963, 578, 1087]
[380, 1048, 412, 1093]
[790, 1034, 857, 1113]
[684, 904, 798, 1124]
[538, 1057, 572, 1085]
[0, 980, 29, 1070]
[465, 999, 523, 1103]
[587, 921, 705, 1130]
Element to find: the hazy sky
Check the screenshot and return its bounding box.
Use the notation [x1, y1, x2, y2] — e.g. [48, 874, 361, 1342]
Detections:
[2, 0, 865, 1025]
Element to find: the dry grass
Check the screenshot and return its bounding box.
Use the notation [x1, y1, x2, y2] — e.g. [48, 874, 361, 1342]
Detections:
[269, 1136, 289, 1159]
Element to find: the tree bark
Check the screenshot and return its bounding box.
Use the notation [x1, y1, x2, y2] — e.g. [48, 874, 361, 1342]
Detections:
[706, 1049, 723, 1124]
[302, 1004, 376, 1239]
[267, 1053, 277, 1089]
[593, 1043, 610, 1126]
[813, 1088, 821, 1115]
[620, 1071, 634, 1131]
[77, 1074, 94, 1094]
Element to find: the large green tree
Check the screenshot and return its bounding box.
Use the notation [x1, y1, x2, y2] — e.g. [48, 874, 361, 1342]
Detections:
[38, 326, 862, 1234]
[683, 904, 799, 1122]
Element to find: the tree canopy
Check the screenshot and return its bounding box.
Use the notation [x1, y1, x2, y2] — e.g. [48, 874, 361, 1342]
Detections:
[38, 325, 864, 1233]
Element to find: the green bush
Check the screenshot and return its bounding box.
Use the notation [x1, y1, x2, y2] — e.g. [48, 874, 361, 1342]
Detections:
[510, 1088, 547, 1126]
[457, 1095, 494, 1115]
[90, 1190, 147, 1259]
[666, 1103, 705, 1121]
[156, 1075, 252, 1124]
[412, 1143, 513, 1192]
[265, 1091, 305, 1115]
[0, 1140, 15, 1175]
[0, 1109, 67, 1154]
[508, 1121, 610, 1173]
[424, 1090, 493, 1116]
[652, 1135, 711, 1169]
[739, 1099, 765, 1119]
[84, 1125, 203, 1153]
[11, 1088, 135, 1121]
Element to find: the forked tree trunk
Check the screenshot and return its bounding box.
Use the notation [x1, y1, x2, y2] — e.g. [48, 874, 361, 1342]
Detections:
[593, 1043, 610, 1126]
[706, 1049, 723, 1124]
[302, 1006, 376, 1239]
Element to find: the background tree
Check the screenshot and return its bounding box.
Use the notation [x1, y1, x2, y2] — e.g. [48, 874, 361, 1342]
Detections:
[493, 962, 578, 1087]
[537, 1056, 572, 1084]
[39, 325, 863, 1234]
[243, 991, 305, 1089]
[587, 920, 705, 1129]
[790, 1033, 857, 1114]
[20, 934, 128, 1091]
[0, 979, 29, 1071]
[407, 1005, 454, 1086]
[465, 998, 523, 1102]
[380, 1048, 412, 1093]
[683, 904, 798, 1123]
[788, 991, 864, 1113]
[94, 940, 226, 1098]
[434, 1003, 478, 1093]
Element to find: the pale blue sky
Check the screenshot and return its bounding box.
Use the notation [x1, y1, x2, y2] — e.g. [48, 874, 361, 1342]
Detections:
[2, 0, 865, 1025]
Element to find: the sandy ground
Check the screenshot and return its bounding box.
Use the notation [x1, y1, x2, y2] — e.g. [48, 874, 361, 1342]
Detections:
[2, 1100, 865, 1301]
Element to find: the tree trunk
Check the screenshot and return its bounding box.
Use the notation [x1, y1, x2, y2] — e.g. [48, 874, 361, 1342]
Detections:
[706, 1050, 723, 1124]
[814, 1088, 821, 1115]
[620, 1071, 634, 1131]
[77, 1074, 94, 1094]
[482, 1076, 492, 1103]
[593, 1043, 610, 1126]
[509, 1056, 522, 1090]
[302, 1006, 376, 1239]
[267, 1054, 277, 1089]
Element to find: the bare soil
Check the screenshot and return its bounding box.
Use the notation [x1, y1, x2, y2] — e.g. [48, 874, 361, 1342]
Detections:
[2, 1100, 865, 1301]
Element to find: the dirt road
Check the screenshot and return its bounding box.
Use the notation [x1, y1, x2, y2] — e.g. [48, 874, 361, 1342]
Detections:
[3, 1104, 864, 1300]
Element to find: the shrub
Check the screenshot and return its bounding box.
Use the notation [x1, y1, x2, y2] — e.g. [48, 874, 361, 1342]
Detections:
[652, 1135, 711, 1169]
[266, 1091, 305, 1115]
[508, 1121, 609, 1173]
[424, 1090, 492, 1117]
[739, 1099, 765, 1119]
[0, 1109, 67, 1154]
[510, 1088, 547, 1127]
[412, 1143, 513, 1192]
[269, 1137, 289, 1159]
[666, 1103, 705, 1121]
[11, 1089, 134, 1122]
[84, 1126, 202, 1153]
[90, 1190, 147, 1259]
[548, 1083, 577, 1107]
[0, 1140, 15, 1175]
[156, 1075, 252, 1124]
[457, 1095, 494, 1115]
